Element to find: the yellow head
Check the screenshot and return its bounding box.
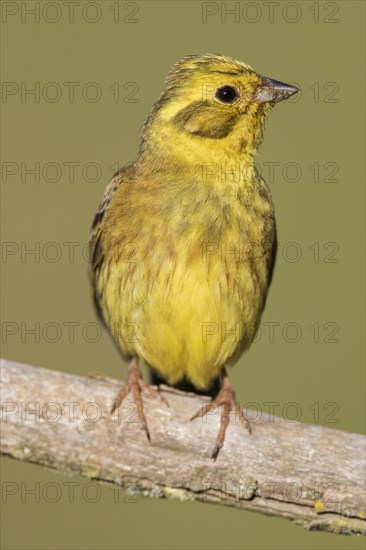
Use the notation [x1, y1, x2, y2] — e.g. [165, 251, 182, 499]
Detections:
[139, 54, 298, 170]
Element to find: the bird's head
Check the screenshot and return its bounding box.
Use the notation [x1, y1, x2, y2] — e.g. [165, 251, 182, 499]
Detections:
[140, 54, 298, 174]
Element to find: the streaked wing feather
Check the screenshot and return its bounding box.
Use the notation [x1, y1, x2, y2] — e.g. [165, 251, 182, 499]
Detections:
[88, 163, 134, 324]
[267, 224, 277, 287]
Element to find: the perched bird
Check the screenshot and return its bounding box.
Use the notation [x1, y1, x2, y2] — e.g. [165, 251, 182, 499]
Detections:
[89, 54, 298, 459]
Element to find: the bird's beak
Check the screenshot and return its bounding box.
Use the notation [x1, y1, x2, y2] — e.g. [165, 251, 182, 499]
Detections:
[255, 76, 299, 104]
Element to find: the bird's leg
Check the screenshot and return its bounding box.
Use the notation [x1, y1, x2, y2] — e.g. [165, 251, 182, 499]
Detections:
[110, 357, 168, 441]
[190, 368, 251, 460]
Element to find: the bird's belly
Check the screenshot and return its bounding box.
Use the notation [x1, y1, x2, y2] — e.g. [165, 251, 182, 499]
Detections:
[114, 257, 267, 390]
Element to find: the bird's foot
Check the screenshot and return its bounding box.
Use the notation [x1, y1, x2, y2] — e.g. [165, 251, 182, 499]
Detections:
[190, 371, 251, 460]
[110, 357, 168, 441]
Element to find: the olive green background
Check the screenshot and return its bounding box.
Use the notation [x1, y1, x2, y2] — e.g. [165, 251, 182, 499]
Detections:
[1, 0, 365, 549]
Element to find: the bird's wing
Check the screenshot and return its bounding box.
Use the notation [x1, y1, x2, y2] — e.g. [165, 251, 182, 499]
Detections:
[267, 223, 277, 287]
[256, 173, 278, 288]
[88, 163, 135, 324]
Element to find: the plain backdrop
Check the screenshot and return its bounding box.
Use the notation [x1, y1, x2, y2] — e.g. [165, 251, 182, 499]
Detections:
[1, 1, 365, 549]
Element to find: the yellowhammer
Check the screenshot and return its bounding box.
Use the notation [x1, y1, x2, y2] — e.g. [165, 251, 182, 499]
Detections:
[89, 54, 298, 459]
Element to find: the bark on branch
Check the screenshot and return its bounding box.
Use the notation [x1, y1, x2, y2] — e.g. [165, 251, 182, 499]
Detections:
[1, 358, 365, 536]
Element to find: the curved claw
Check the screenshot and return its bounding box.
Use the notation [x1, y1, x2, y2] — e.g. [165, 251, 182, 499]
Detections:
[139, 379, 169, 407]
[110, 357, 165, 442]
[189, 369, 252, 460]
[110, 383, 130, 414]
[235, 404, 252, 434]
[190, 401, 218, 421]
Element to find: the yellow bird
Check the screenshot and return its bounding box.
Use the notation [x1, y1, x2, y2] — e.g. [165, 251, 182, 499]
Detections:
[89, 54, 298, 459]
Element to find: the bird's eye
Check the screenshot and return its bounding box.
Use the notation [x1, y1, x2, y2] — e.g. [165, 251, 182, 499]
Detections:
[215, 85, 239, 104]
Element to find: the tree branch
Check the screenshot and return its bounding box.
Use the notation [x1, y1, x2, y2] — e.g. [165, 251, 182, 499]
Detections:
[1, 358, 365, 535]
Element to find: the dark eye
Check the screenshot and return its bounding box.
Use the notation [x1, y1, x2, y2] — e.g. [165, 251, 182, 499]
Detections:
[215, 85, 239, 104]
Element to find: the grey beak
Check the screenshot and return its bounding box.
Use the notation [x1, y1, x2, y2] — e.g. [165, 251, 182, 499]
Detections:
[255, 76, 299, 103]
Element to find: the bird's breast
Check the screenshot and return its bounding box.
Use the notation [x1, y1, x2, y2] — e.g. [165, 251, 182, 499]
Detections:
[102, 190, 274, 389]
